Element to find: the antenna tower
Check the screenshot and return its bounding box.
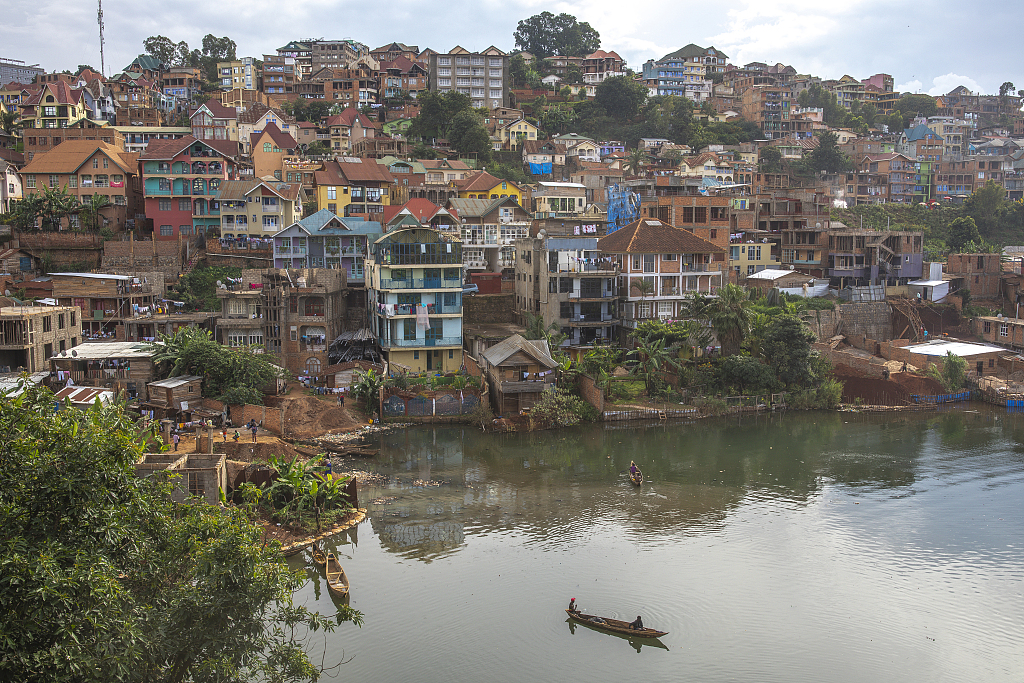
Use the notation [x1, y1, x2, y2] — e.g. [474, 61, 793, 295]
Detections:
[97, 0, 106, 77]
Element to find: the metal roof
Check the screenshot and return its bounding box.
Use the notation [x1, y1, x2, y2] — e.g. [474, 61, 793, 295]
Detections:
[148, 375, 203, 389]
[52, 341, 158, 360]
[904, 340, 1005, 357]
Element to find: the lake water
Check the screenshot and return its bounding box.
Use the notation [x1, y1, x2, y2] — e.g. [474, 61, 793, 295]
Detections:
[289, 409, 1024, 683]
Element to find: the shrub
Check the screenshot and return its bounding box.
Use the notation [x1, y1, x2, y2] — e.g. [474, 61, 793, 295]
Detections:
[530, 388, 595, 427]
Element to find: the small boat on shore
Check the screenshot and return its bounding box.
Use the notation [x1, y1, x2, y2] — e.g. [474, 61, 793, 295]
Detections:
[310, 541, 327, 569]
[325, 553, 350, 597]
[565, 609, 667, 638]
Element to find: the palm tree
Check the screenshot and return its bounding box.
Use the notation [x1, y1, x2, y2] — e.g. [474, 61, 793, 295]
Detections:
[0, 111, 21, 136]
[708, 283, 751, 357]
[78, 194, 110, 232]
[627, 336, 682, 397]
[147, 326, 211, 376]
[630, 278, 655, 319]
[624, 148, 646, 176]
[523, 312, 566, 350]
[351, 368, 384, 413]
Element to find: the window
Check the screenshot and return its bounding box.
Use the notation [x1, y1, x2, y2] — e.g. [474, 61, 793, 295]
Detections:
[57, 314, 64, 329]
[560, 301, 572, 318]
[264, 142, 272, 152]
[92, 159, 98, 168]
[290, 326, 297, 341]
[663, 253, 677, 261]
[160, 225, 173, 236]
[1000, 324, 1008, 337]
[404, 320, 417, 340]
[48, 175, 59, 188]
[984, 321, 991, 334]
[159, 199, 171, 211]
[643, 254, 655, 272]
[26, 175, 35, 189]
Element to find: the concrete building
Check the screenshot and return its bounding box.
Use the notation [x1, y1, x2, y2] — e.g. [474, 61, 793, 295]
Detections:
[49, 272, 166, 341]
[0, 305, 82, 372]
[946, 253, 1002, 299]
[429, 46, 509, 110]
[446, 196, 531, 276]
[514, 234, 619, 347]
[365, 227, 464, 373]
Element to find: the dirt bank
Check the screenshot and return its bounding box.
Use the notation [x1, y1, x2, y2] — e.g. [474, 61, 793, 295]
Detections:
[833, 367, 945, 405]
[278, 390, 367, 440]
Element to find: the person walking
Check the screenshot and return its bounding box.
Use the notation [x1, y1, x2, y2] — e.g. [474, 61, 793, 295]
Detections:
[250, 423, 258, 443]
[172, 432, 180, 451]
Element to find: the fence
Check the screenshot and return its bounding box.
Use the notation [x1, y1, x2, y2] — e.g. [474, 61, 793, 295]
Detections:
[910, 390, 976, 404]
[382, 390, 481, 418]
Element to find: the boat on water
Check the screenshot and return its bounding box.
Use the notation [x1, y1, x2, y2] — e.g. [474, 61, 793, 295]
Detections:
[565, 609, 667, 638]
[325, 552, 350, 597]
[310, 541, 327, 569]
[629, 469, 643, 486]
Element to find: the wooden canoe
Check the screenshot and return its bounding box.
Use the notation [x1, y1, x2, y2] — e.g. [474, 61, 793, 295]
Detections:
[310, 541, 327, 569]
[325, 552, 350, 597]
[565, 609, 667, 638]
[629, 469, 643, 486]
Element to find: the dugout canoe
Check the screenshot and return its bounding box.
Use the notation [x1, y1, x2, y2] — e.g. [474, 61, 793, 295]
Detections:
[565, 609, 667, 638]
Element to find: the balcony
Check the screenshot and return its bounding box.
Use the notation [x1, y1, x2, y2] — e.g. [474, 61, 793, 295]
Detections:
[379, 278, 462, 290]
[381, 336, 461, 348]
[262, 205, 281, 213]
[568, 290, 615, 300]
[567, 317, 618, 327]
[499, 380, 555, 393]
[275, 247, 307, 256]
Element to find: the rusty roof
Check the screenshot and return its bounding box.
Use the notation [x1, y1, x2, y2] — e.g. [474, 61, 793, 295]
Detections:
[597, 218, 724, 254]
[21, 140, 135, 175]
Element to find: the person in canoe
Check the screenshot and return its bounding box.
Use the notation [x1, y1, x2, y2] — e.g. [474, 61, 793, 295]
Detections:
[629, 615, 644, 630]
[568, 597, 579, 613]
[629, 461, 640, 478]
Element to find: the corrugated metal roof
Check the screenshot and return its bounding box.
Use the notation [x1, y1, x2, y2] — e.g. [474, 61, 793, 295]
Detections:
[148, 375, 203, 389]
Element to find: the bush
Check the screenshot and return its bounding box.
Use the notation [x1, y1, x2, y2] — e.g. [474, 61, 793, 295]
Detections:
[530, 388, 595, 427]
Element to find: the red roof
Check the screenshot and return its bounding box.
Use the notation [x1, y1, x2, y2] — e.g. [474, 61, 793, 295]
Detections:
[21, 81, 83, 107]
[455, 171, 511, 193]
[381, 198, 443, 224]
[140, 135, 238, 161]
[195, 100, 237, 120]
[597, 218, 724, 254]
[314, 158, 395, 186]
[324, 108, 375, 128]
[585, 50, 622, 61]
[250, 121, 297, 150]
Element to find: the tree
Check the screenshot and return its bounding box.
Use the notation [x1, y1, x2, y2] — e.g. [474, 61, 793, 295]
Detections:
[595, 76, 647, 122]
[77, 194, 110, 232]
[514, 12, 601, 59]
[759, 146, 783, 173]
[630, 276, 654, 311]
[0, 111, 21, 136]
[886, 110, 905, 133]
[999, 81, 1016, 106]
[628, 336, 682, 396]
[0, 385, 358, 682]
[351, 368, 384, 413]
[143, 35, 176, 65]
[860, 102, 878, 129]
[76, 64, 98, 75]
[37, 184, 79, 231]
[808, 130, 851, 174]
[408, 90, 473, 140]
[708, 283, 751, 357]
[623, 148, 646, 176]
[760, 314, 816, 388]
[895, 93, 937, 121]
[963, 180, 1007, 237]
[717, 355, 777, 394]
[947, 216, 981, 252]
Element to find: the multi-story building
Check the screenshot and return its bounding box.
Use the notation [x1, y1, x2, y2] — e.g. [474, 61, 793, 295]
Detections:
[946, 252, 1002, 299]
[189, 100, 239, 142]
[581, 50, 625, 94]
[314, 158, 394, 218]
[114, 125, 190, 155]
[216, 58, 258, 92]
[1, 159, 22, 213]
[271, 210, 382, 286]
[160, 66, 201, 105]
[926, 117, 967, 158]
[730, 233, 782, 279]
[310, 40, 370, 72]
[496, 118, 538, 150]
[531, 181, 588, 218]
[847, 153, 917, 205]
[215, 267, 347, 376]
[934, 157, 980, 199]
[236, 103, 298, 155]
[641, 44, 726, 102]
[0, 305, 82, 372]
[19, 81, 90, 131]
[738, 85, 794, 140]
[261, 54, 297, 96]
[446, 196, 531, 275]
[276, 41, 313, 79]
[514, 234, 619, 347]
[19, 140, 142, 230]
[371, 43, 422, 64]
[365, 226, 464, 373]
[826, 75, 868, 111]
[454, 171, 525, 203]
[322, 108, 377, 153]
[0, 59, 45, 88]
[381, 57, 428, 100]
[49, 271, 165, 341]
[429, 47, 509, 109]
[778, 222, 923, 286]
[22, 118, 123, 161]
[597, 217, 724, 334]
[250, 123, 297, 181]
[216, 179, 302, 239]
[140, 135, 239, 240]
[297, 66, 379, 106]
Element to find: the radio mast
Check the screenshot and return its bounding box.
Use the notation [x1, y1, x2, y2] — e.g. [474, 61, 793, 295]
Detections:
[97, 0, 106, 76]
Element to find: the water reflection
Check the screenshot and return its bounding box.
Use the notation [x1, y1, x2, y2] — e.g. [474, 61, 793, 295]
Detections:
[565, 617, 669, 653]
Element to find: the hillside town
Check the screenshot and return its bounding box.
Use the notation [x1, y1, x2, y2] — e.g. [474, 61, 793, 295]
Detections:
[2, 17, 1024, 427]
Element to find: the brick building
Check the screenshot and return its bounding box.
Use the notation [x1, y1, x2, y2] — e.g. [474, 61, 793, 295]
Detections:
[946, 253, 1002, 299]
[0, 305, 82, 372]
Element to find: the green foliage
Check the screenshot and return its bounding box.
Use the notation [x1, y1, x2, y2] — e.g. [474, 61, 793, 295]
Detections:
[627, 336, 682, 396]
[0, 385, 358, 682]
[759, 145, 783, 173]
[934, 351, 967, 392]
[808, 130, 852, 174]
[509, 54, 543, 89]
[351, 368, 384, 413]
[716, 355, 778, 395]
[595, 76, 648, 123]
[894, 93, 938, 126]
[530, 387, 596, 427]
[408, 90, 473, 141]
[947, 216, 980, 252]
[761, 315, 817, 388]
[522, 312, 566, 350]
[708, 283, 751, 356]
[175, 263, 241, 311]
[146, 326, 279, 404]
[514, 12, 601, 58]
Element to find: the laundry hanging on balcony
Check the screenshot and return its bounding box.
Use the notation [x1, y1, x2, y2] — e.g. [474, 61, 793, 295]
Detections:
[416, 304, 429, 330]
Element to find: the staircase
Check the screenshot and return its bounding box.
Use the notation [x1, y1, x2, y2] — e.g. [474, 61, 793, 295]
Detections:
[181, 251, 205, 277]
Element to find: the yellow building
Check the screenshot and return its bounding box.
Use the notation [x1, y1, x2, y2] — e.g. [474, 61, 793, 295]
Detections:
[453, 171, 524, 203]
[250, 123, 298, 182]
[314, 158, 394, 218]
[498, 118, 538, 150]
[730, 239, 782, 278]
[19, 82, 90, 131]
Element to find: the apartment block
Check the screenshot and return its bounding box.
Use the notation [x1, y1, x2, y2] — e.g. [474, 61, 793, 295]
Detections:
[217, 179, 302, 239]
[446, 196, 531, 275]
[0, 305, 82, 373]
[429, 46, 509, 109]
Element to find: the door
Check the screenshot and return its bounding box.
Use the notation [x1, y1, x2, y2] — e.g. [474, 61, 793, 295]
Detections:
[977, 361, 984, 377]
[427, 350, 433, 371]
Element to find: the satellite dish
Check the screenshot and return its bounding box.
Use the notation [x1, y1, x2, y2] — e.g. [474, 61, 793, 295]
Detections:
[71, 350, 78, 357]
[216, 280, 222, 287]
[815, 222, 822, 229]
[538, 229, 546, 237]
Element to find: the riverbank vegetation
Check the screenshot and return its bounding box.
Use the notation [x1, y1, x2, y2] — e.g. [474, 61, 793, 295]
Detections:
[0, 383, 358, 682]
[237, 454, 355, 535]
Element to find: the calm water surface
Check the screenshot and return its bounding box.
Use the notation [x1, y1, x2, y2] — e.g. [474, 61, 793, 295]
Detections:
[289, 409, 1024, 683]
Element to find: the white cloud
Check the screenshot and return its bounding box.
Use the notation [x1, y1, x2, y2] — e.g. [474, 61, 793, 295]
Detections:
[895, 80, 923, 94]
[925, 73, 983, 96]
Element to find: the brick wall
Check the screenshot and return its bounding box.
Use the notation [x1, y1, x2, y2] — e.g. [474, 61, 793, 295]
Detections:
[576, 373, 605, 414]
[15, 231, 104, 268]
[803, 309, 840, 341]
[464, 293, 517, 324]
[837, 302, 892, 341]
[102, 240, 183, 280]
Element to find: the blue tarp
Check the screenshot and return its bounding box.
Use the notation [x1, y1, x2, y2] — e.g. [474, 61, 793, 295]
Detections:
[529, 162, 552, 175]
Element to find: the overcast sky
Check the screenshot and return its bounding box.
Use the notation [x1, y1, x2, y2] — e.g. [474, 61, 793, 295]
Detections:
[2, 0, 1016, 96]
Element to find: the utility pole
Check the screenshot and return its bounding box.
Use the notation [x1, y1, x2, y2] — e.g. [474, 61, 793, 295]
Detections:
[97, 0, 105, 77]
